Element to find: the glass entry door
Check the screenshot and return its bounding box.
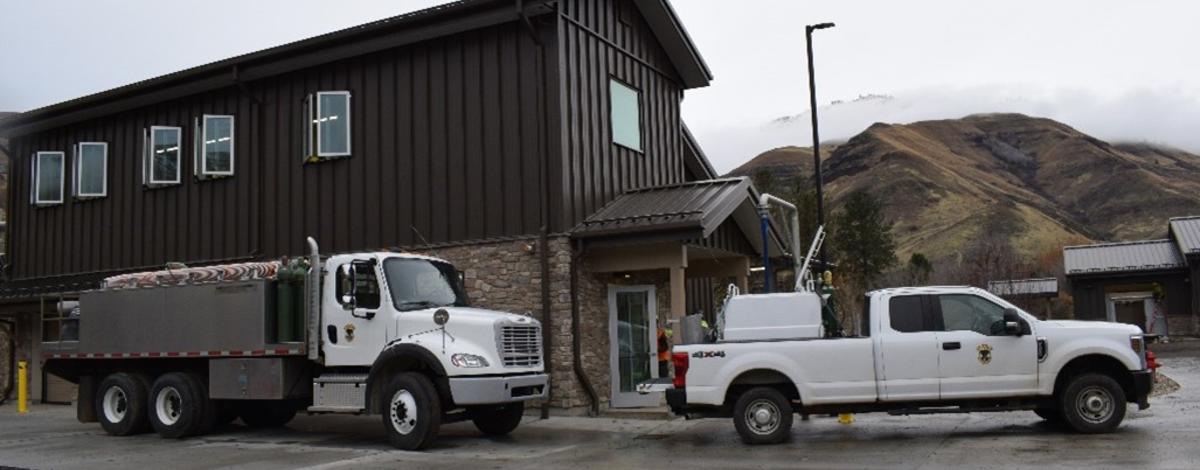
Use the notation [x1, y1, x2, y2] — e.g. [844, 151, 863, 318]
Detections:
[608, 285, 659, 408]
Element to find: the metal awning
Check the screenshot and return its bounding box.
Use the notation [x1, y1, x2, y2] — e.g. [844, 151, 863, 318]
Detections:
[1170, 216, 1200, 257]
[572, 177, 787, 257]
[1063, 239, 1186, 275]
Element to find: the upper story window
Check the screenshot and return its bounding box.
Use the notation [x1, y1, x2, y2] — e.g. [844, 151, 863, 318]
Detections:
[32, 151, 65, 206]
[304, 91, 351, 161]
[144, 126, 182, 186]
[609, 79, 642, 152]
[196, 115, 234, 178]
[73, 142, 108, 198]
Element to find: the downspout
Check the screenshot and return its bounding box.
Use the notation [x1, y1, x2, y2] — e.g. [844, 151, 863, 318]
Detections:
[516, 0, 554, 420]
[760, 208, 773, 293]
[571, 238, 600, 416]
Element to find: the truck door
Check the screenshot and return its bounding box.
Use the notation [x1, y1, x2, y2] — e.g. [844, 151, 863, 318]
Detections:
[877, 295, 940, 402]
[932, 294, 1038, 399]
[323, 258, 386, 366]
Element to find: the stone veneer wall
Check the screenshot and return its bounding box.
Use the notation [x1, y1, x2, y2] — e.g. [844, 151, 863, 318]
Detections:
[405, 235, 673, 411]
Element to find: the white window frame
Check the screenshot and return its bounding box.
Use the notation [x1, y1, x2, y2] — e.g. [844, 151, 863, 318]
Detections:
[145, 125, 183, 186]
[609, 78, 643, 152]
[307, 91, 352, 160]
[196, 114, 235, 177]
[32, 151, 66, 205]
[74, 142, 108, 198]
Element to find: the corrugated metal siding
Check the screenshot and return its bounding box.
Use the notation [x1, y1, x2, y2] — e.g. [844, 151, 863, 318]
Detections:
[559, 0, 687, 230]
[6, 21, 554, 281]
[1170, 216, 1200, 255]
[1063, 239, 1186, 275]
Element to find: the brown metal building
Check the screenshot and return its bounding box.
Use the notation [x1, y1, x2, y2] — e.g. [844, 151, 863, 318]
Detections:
[0, 0, 785, 411]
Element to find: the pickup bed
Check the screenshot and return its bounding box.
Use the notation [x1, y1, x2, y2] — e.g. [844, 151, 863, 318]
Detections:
[661, 286, 1153, 444]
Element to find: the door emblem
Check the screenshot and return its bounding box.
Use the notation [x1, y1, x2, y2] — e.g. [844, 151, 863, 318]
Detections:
[344, 323, 356, 342]
[977, 343, 993, 365]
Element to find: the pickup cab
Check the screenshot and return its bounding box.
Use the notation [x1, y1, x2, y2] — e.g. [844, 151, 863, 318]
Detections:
[662, 286, 1153, 444]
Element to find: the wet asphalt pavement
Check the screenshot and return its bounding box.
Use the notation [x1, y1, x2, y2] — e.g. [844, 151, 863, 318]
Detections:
[3, 344, 1200, 469]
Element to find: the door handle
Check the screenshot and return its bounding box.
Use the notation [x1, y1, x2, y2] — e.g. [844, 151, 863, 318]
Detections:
[942, 342, 962, 351]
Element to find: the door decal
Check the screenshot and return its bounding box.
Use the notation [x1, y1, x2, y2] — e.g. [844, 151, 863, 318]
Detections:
[977, 343, 993, 365]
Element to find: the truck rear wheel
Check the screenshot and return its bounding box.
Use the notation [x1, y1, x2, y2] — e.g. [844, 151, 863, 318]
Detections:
[1059, 373, 1126, 434]
[149, 372, 214, 438]
[238, 401, 298, 428]
[732, 387, 793, 445]
[96, 373, 152, 436]
[382, 372, 442, 451]
[471, 402, 524, 436]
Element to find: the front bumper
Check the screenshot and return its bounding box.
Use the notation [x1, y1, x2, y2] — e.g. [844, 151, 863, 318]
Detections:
[1132, 370, 1153, 410]
[448, 373, 549, 405]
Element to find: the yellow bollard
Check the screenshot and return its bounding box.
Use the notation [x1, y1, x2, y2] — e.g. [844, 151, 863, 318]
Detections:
[17, 360, 28, 414]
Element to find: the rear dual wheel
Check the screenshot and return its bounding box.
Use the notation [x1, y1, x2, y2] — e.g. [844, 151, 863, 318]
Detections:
[149, 372, 218, 438]
[96, 373, 153, 436]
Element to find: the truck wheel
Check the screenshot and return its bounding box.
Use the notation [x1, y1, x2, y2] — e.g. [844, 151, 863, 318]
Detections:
[149, 372, 212, 438]
[1059, 373, 1126, 434]
[95, 373, 152, 436]
[382, 372, 442, 450]
[471, 402, 524, 436]
[238, 401, 298, 428]
[733, 387, 793, 445]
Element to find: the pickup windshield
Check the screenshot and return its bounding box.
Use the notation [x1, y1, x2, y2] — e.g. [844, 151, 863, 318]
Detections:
[382, 258, 469, 311]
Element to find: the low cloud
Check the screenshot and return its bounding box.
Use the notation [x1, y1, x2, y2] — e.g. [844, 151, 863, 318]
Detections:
[691, 85, 1200, 174]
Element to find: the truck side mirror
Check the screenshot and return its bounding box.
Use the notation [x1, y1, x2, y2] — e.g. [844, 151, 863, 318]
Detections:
[1003, 308, 1023, 336]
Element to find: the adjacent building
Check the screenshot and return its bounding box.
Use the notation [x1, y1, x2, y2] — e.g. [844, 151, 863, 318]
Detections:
[1064, 217, 1200, 337]
[0, 0, 785, 410]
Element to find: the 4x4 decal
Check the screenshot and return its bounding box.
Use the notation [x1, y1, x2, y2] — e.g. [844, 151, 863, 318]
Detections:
[692, 350, 726, 359]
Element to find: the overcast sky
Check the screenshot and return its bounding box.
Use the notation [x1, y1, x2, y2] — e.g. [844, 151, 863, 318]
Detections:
[2, 0, 1197, 172]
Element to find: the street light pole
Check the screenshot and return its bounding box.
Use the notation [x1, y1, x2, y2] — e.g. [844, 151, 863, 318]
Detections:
[806, 22, 834, 268]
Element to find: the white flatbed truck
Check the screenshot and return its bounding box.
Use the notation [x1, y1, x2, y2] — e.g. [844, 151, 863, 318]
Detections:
[42, 238, 548, 450]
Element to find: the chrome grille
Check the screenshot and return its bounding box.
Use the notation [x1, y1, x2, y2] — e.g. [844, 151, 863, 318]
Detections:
[499, 325, 542, 368]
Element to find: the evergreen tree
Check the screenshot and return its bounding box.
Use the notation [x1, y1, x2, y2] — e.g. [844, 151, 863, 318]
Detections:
[829, 190, 897, 291]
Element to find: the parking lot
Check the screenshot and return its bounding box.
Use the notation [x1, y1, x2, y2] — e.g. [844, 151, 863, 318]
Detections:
[2, 343, 1199, 470]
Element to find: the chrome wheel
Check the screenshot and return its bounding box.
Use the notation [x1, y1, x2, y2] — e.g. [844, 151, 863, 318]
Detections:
[102, 386, 128, 424]
[743, 398, 782, 436]
[390, 389, 418, 435]
[155, 386, 183, 426]
[1075, 385, 1115, 425]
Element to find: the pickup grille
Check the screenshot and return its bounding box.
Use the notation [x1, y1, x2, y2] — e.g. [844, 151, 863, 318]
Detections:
[499, 325, 541, 368]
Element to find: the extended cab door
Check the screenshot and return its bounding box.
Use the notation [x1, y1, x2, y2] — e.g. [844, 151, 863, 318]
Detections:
[877, 294, 941, 401]
[933, 294, 1039, 399]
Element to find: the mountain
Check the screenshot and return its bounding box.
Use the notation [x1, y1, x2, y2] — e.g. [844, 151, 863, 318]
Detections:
[729, 113, 1200, 263]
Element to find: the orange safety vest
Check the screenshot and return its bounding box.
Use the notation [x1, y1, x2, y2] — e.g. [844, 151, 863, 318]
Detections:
[657, 327, 670, 362]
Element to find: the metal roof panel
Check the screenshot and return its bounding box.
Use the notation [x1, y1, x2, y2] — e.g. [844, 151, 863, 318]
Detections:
[1169, 216, 1200, 256]
[1063, 239, 1186, 275]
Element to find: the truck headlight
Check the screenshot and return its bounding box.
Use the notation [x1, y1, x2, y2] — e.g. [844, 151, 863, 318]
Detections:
[451, 353, 490, 368]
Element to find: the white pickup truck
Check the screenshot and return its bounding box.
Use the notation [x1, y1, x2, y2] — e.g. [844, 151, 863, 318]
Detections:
[659, 286, 1153, 444]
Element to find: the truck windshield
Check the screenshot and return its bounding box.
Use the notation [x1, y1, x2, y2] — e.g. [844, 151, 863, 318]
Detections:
[382, 258, 469, 311]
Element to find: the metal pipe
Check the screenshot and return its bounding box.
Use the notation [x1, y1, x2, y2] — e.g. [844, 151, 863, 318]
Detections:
[306, 237, 322, 362]
[570, 239, 600, 416]
[760, 211, 773, 293]
[759, 193, 802, 271]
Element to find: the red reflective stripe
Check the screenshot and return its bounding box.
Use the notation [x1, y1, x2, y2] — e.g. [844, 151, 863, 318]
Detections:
[273, 348, 290, 355]
[251, 350, 266, 356]
[166, 352, 180, 357]
[208, 351, 222, 356]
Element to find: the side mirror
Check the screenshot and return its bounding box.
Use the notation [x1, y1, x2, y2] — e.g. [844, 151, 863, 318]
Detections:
[1003, 308, 1023, 336]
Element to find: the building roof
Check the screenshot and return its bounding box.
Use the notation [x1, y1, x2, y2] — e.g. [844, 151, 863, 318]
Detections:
[987, 278, 1059, 298]
[572, 177, 786, 256]
[1063, 239, 1187, 275]
[0, 0, 711, 138]
[1170, 216, 1200, 257]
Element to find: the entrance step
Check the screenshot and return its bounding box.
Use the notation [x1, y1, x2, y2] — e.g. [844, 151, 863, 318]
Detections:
[600, 406, 673, 421]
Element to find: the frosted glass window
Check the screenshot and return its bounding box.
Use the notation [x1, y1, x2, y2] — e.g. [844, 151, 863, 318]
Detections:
[76, 142, 107, 197]
[34, 151, 65, 205]
[610, 79, 642, 151]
